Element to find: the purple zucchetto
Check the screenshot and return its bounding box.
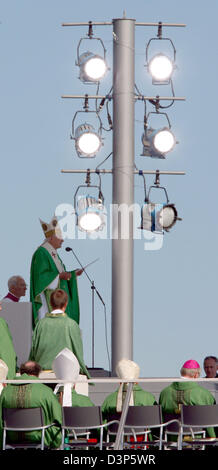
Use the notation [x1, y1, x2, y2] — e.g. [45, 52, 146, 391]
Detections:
[182, 359, 200, 369]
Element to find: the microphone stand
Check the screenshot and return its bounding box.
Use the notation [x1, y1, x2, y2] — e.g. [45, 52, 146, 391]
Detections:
[65, 247, 105, 370]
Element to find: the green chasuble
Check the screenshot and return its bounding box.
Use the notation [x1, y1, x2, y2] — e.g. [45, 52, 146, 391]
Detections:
[57, 388, 94, 407]
[159, 381, 216, 437]
[0, 374, 62, 449]
[102, 384, 157, 421]
[0, 317, 17, 379]
[30, 245, 80, 327]
[29, 313, 90, 378]
[70, 389, 94, 407]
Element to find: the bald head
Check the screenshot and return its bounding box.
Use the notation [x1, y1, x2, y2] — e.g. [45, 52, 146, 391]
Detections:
[20, 361, 42, 377]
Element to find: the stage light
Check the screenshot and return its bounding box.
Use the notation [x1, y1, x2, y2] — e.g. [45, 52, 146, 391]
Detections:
[139, 171, 181, 233]
[141, 126, 176, 159]
[140, 202, 179, 233]
[75, 123, 103, 158]
[78, 52, 107, 83]
[77, 196, 105, 232]
[148, 53, 174, 83]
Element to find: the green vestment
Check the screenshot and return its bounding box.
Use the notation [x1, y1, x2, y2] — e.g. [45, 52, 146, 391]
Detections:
[63, 388, 94, 407]
[102, 384, 157, 421]
[159, 381, 216, 437]
[71, 389, 94, 407]
[0, 317, 17, 379]
[29, 313, 90, 378]
[0, 374, 62, 449]
[30, 245, 80, 327]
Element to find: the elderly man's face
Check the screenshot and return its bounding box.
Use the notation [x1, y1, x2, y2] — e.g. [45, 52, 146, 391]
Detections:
[204, 358, 217, 378]
[13, 277, 27, 298]
[48, 233, 64, 250]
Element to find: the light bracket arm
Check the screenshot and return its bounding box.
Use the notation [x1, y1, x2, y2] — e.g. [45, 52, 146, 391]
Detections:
[147, 170, 170, 204]
[71, 109, 103, 139]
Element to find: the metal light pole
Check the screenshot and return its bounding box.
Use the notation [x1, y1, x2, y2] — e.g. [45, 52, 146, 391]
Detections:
[111, 18, 135, 374]
[61, 18, 185, 376]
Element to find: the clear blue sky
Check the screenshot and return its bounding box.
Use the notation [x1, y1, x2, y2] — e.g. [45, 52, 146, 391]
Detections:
[1, 0, 217, 377]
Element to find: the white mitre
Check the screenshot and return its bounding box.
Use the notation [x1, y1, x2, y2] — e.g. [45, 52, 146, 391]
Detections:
[115, 358, 140, 412]
[52, 349, 80, 406]
[52, 348, 80, 382]
[39, 216, 62, 239]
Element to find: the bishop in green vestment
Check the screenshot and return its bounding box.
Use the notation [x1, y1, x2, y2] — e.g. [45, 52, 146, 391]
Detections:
[159, 359, 216, 438]
[102, 384, 157, 421]
[30, 216, 83, 327]
[102, 358, 157, 420]
[0, 361, 62, 449]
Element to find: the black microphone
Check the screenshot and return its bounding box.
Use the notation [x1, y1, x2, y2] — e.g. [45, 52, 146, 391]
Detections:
[65, 247, 72, 252]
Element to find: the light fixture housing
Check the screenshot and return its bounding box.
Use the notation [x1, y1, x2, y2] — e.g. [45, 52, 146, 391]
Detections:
[145, 34, 177, 85]
[77, 195, 105, 233]
[75, 123, 103, 158]
[148, 53, 174, 84]
[140, 202, 179, 233]
[141, 126, 176, 159]
[78, 51, 108, 83]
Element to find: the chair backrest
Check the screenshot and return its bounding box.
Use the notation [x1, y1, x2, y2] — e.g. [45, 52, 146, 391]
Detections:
[3, 407, 44, 430]
[62, 406, 102, 429]
[181, 404, 218, 428]
[125, 405, 162, 428]
[163, 413, 181, 433]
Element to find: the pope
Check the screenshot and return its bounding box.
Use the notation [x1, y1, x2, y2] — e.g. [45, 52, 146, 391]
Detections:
[30, 216, 83, 327]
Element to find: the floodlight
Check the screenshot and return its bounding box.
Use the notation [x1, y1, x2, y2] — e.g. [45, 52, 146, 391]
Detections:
[145, 33, 176, 84]
[141, 126, 176, 159]
[77, 196, 105, 232]
[140, 202, 179, 233]
[78, 51, 107, 83]
[75, 123, 103, 157]
[148, 53, 174, 83]
[139, 171, 181, 233]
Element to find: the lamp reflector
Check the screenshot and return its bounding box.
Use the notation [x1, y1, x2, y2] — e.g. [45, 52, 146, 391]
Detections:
[157, 204, 178, 230]
[78, 52, 107, 82]
[84, 56, 107, 81]
[75, 124, 102, 157]
[77, 196, 105, 232]
[153, 128, 175, 154]
[148, 53, 173, 82]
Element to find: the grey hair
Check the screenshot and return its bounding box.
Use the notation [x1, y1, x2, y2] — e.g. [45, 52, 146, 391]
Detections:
[180, 367, 201, 378]
[8, 276, 21, 289]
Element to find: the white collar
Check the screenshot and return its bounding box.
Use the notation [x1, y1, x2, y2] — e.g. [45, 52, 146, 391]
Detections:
[51, 309, 65, 315]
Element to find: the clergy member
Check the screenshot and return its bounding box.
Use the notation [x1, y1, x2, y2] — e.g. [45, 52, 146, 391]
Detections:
[159, 359, 216, 438]
[53, 349, 94, 407]
[0, 361, 62, 449]
[30, 216, 83, 326]
[2, 276, 27, 302]
[29, 288, 90, 378]
[102, 359, 157, 421]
